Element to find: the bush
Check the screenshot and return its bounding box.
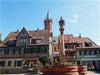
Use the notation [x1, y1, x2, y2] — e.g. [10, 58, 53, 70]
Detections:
[39, 55, 50, 66]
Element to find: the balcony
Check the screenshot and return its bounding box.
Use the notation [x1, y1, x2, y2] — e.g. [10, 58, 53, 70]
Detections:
[66, 56, 76, 59]
[65, 48, 76, 52]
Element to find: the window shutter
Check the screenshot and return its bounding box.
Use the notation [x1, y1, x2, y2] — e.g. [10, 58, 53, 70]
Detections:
[30, 48, 33, 53]
[20, 60, 22, 66]
[38, 47, 40, 53]
[13, 48, 15, 54]
[7, 49, 9, 54]
[19, 48, 21, 54]
[14, 61, 16, 67]
[8, 61, 11, 66]
[45, 47, 47, 53]
[3, 61, 5, 67]
[4, 49, 6, 54]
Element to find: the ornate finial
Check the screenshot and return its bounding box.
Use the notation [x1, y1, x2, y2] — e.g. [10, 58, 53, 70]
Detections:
[60, 16, 62, 20]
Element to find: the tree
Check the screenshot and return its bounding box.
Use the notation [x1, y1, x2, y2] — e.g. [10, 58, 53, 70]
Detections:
[39, 55, 50, 66]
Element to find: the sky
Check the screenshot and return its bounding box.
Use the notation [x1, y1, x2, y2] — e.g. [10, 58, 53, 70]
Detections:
[0, 0, 100, 46]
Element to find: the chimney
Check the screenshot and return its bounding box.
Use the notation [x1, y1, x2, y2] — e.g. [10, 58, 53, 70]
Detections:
[79, 33, 81, 38]
[17, 29, 19, 33]
[37, 28, 39, 31]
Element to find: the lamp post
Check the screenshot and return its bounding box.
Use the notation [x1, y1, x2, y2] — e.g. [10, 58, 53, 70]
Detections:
[59, 17, 66, 64]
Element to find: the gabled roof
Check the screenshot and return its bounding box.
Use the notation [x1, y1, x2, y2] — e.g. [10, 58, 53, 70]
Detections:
[0, 28, 50, 47]
[1, 32, 18, 45]
[17, 27, 32, 38]
[59, 34, 100, 48]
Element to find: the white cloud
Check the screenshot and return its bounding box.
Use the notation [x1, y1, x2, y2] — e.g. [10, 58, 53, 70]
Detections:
[97, 43, 100, 46]
[90, 11, 95, 15]
[67, 14, 79, 23]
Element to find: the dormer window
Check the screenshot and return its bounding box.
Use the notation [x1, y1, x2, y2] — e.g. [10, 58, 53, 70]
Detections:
[31, 39, 42, 44]
[88, 43, 92, 47]
[8, 41, 15, 45]
[85, 42, 92, 47]
[78, 43, 82, 47]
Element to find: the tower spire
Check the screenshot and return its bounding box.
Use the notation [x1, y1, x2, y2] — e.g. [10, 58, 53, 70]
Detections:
[46, 10, 50, 20]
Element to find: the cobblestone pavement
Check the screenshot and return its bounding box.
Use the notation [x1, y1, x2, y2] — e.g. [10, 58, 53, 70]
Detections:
[0, 71, 100, 75]
[87, 71, 100, 75]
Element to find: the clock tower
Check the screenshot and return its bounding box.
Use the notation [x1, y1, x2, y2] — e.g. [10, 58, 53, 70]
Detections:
[44, 11, 52, 35]
[44, 11, 53, 63]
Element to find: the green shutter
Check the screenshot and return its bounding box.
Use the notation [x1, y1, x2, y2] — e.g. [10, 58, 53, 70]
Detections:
[4, 49, 6, 54]
[7, 49, 9, 54]
[20, 60, 22, 66]
[38, 47, 40, 53]
[8, 61, 11, 67]
[14, 61, 16, 67]
[45, 47, 47, 53]
[2, 61, 5, 67]
[30, 48, 33, 53]
[13, 48, 15, 54]
[19, 48, 21, 54]
[24, 48, 25, 54]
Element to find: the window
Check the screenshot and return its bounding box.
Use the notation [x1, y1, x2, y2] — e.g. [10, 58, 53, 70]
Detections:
[5, 49, 9, 54]
[22, 31, 25, 34]
[65, 45, 74, 49]
[54, 47, 56, 51]
[9, 48, 13, 54]
[85, 42, 92, 47]
[8, 41, 15, 45]
[39, 47, 47, 53]
[0, 49, 5, 54]
[7, 61, 12, 67]
[31, 39, 42, 44]
[15, 48, 21, 54]
[84, 51, 88, 55]
[99, 50, 100, 55]
[20, 38, 26, 43]
[33, 47, 38, 53]
[89, 50, 93, 55]
[24, 48, 31, 54]
[88, 43, 92, 47]
[0, 61, 5, 67]
[94, 50, 98, 55]
[15, 60, 22, 67]
[78, 43, 82, 47]
[66, 52, 75, 56]
[79, 51, 84, 55]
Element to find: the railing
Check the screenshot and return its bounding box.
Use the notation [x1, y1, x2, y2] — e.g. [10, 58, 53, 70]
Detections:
[0, 53, 48, 57]
[66, 56, 76, 59]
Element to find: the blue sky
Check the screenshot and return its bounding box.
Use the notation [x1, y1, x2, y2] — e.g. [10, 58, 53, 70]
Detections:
[0, 0, 100, 46]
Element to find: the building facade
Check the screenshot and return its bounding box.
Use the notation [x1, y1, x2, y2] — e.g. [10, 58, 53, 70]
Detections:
[0, 12, 53, 74]
[58, 34, 100, 70]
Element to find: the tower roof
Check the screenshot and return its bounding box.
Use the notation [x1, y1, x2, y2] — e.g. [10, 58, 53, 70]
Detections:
[46, 11, 50, 20]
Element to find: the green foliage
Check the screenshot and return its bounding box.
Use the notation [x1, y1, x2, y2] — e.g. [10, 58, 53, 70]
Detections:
[54, 62, 60, 65]
[39, 55, 50, 65]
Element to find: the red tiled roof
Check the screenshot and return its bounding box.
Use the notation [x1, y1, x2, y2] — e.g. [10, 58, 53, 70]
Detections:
[59, 34, 100, 48]
[0, 29, 50, 47]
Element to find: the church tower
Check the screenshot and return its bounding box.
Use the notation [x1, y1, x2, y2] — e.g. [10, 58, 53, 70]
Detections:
[44, 11, 53, 62]
[44, 11, 52, 34]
